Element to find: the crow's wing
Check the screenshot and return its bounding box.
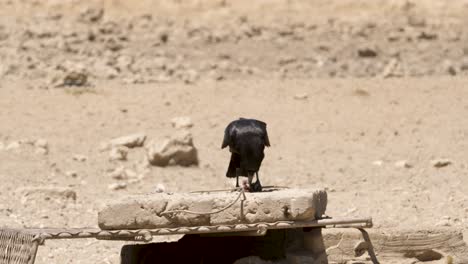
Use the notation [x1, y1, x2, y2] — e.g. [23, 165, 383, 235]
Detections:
[226, 152, 241, 177]
[221, 122, 235, 149]
[255, 120, 271, 147]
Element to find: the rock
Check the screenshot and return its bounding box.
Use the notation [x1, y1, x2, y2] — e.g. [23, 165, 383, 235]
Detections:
[66, 171, 78, 178]
[51, 71, 89, 88]
[109, 146, 129, 161]
[34, 139, 48, 154]
[17, 186, 77, 203]
[93, 61, 119, 79]
[5, 141, 20, 151]
[435, 219, 451, 227]
[357, 48, 378, 58]
[293, 93, 308, 100]
[108, 182, 127, 191]
[98, 188, 327, 230]
[182, 69, 199, 84]
[107, 166, 126, 180]
[34, 139, 48, 149]
[431, 159, 452, 168]
[154, 183, 166, 193]
[72, 154, 88, 162]
[109, 133, 146, 148]
[35, 147, 48, 155]
[79, 7, 104, 23]
[372, 160, 383, 166]
[146, 130, 199, 167]
[395, 160, 412, 168]
[170, 116, 194, 129]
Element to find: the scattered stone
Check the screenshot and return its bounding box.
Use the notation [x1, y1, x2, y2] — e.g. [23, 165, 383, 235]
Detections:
[109, 133, 146, 148]
[431, 159, 452, 168]
[79, 7, 104, 23]
[108, 182, 127, 191]
[98, 188, 327, 229]
[72, 154, 88, 162]
[109, 146, 129, 161]
[380, 58, 403, 78]
[395, 160, 413, 169]
[34, 139, 48, 149]
[50, 71, 89, 88]
[372, 160, 384, 166]
[107, 166, 126, 180]
[146, 130, 199, 167]
[33, 139, 48, 154]
[182, 69, 199, 84]
[170, 116, 194, 129]
[435, 217, 451, 227]
[93, 61, 119, 79]
[357, 48, 378, 58]
[154, 183, 166, 193]
[5, 141, 20, 151]
[35, 147, 48, 155]
[293, 93, 308, 100]
[17, 186, 77, 203]
[66, 171, 78, 178]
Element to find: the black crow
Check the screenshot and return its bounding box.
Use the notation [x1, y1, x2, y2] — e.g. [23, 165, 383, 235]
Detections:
[221, 118, 270, 192]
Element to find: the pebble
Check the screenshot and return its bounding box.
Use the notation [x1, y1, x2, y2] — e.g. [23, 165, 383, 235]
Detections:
[108, 182, 127, 190]
[34, 139, 48, 149]
[394, 160, 413, 169]
[293, 93, 308, 100]
[109, 146, 129, 161]
[5, 141, 21, 150]
[72, 154, 88, 162]
[154, 183, 166, 193]
[170, 116, 193, 129]
[431, 159, 452, 168]
[66, 171, 78, 178]
[107, 166, 126, 180]
[109, 133, 146, 148]
[372, 160, 384, 166]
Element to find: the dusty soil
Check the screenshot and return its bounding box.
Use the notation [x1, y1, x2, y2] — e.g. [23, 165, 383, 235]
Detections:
[1, 0, 468, 263]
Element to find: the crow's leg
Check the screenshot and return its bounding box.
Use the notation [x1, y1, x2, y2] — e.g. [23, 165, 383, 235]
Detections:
[235, 168, 240, 188]
[247, 171, 254, 187]
[252, 171, 262, 192]
[255, 171, 260, 185]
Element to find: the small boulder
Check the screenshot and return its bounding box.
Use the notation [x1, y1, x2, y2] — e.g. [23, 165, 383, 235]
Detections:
[109, 133, 146, 148]
[146, 130, 199, 167]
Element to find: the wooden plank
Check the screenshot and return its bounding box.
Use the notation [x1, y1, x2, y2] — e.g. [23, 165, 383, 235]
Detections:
[323, 228, 468, 263]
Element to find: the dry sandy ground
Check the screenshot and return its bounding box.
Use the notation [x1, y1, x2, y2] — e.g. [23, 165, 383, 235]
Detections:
[1, 0, 468, 263]
[1, 77, 468, 263]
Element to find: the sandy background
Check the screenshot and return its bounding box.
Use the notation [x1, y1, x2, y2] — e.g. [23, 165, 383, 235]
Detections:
[1, 0, 468, 263]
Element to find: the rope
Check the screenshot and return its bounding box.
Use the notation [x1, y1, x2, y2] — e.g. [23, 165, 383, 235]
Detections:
[160, 188, 246, 216]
